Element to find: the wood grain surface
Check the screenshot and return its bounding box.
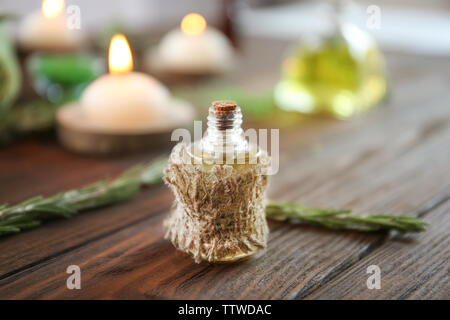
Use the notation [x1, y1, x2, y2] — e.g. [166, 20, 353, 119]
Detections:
[306, 201, 450, 299]
[0, 38, 449, 299]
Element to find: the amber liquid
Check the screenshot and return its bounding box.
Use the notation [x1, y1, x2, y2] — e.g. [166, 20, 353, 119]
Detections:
[275, 23, 387, 118]
[186, 142, 263, 172]
[185, 142, 264, 262]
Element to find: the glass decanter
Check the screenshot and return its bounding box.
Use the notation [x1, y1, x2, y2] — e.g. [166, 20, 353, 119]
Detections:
[274, 0, 387, 118]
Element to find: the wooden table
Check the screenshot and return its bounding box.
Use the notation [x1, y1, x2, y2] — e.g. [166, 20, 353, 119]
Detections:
[0, 38, 449, 300]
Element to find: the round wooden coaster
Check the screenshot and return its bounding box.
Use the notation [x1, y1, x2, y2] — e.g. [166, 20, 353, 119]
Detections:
[143, 50, 230, 85]
[56, 100, 195, 155]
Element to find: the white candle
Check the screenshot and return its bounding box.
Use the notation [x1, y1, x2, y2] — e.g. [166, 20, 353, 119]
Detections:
[151, 13, 233, 74]
[18, 0, 82, 51]
[81, 34, 171, 131]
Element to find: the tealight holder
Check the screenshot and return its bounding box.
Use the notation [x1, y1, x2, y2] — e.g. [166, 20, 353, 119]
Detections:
[57, 99, 194, 155]
[56, 34, 195, 155]
[145, 13, 234, 81]
[27, 53, 104, 104]
[17, 0, 84, 53]
[16, 0, 89, 103]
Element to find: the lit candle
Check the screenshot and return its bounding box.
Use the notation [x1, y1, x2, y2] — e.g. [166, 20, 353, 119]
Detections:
[80, 34, 183, 131]
[149, 13, 234, 75]
[18, 0, 83, 51]
[57, 34, 193, 154]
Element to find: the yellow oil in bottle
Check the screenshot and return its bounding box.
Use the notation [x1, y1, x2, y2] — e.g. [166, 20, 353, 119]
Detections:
[274, 23, 387, 118]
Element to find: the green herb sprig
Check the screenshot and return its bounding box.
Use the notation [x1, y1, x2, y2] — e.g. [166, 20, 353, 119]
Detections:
[266, 201, 427, 232]
[0, 157, 427, 237]
[0, 158, 167, 236]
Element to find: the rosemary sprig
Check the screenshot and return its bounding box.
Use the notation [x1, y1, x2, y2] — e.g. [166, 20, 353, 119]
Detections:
[0, 158, 167, 236]
[266, 201, 427, 232]
[0, 157, 427, 237]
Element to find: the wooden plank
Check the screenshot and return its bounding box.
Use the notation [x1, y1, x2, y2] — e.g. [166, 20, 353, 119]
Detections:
[0, 37, 449, 298]
[0, 41, 446, 276]
[0, 139, 172, 278]
[0, 139, 170, 203]
[1, 69, 449, 299]
[0, 71, 446, 282]
[305, 199, 450, 300]
[0, 187, 172, 278]
[0, 215, 377, 299]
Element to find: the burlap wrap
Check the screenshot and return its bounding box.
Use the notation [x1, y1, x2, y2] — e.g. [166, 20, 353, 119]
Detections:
[163, 143, 270, 263]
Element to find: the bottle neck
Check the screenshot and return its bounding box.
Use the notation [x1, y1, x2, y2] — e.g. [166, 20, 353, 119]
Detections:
[201, 103, 248, 158]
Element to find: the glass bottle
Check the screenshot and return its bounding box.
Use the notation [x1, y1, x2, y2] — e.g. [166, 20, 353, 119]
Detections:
[274, 1, 387, 118]
[166, 100, 269, 263]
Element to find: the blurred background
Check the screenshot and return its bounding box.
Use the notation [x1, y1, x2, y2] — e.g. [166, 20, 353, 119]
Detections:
[0, 0, 449, 151]
[3, 0, 449, 55]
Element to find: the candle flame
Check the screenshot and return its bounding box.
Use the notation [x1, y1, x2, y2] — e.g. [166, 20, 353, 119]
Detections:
[180, 13, 207, 36]
[108, 34, 133, 74]
[42, 0, 65, 19]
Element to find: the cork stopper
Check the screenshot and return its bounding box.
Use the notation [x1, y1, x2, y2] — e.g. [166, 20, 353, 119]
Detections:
[209, 100, 240, 131]
[212, 100, 237, 112]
